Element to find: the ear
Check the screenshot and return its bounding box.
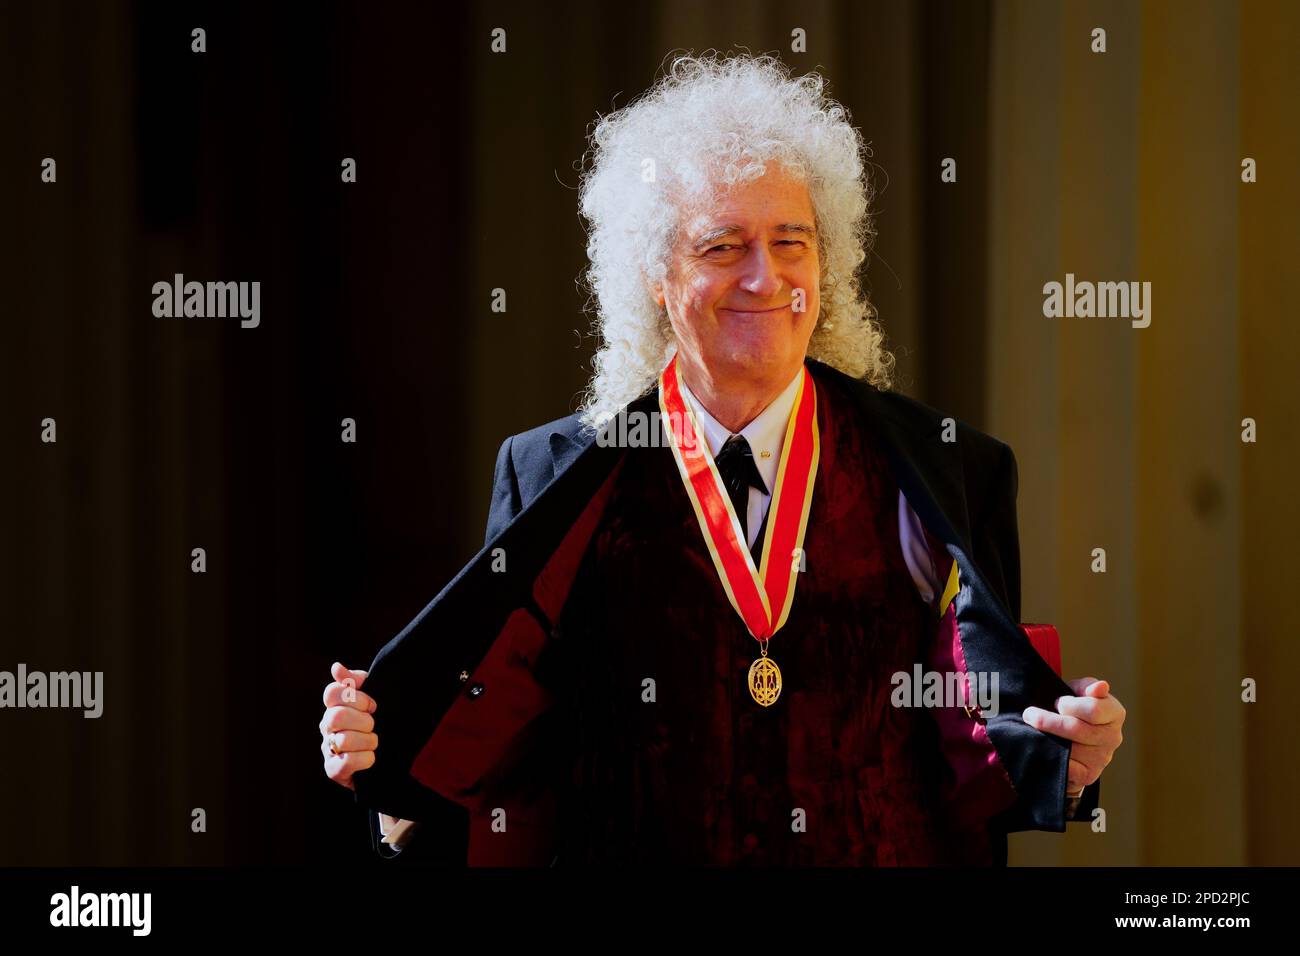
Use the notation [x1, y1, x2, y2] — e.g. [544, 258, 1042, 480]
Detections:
[642, 273, 665, 308]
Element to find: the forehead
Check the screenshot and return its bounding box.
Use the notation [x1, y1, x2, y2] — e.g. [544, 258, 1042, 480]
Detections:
[680, 169, 815, 236]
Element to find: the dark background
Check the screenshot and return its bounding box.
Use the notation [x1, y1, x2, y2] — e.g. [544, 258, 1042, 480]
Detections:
[1, 0, 1295, 866]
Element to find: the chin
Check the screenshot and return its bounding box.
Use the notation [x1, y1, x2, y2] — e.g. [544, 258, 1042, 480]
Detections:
[711, 346, 791, 380]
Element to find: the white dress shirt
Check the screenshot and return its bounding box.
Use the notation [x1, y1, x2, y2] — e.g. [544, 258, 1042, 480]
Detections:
[676, 364, 943, 603]
[676, 367, 801, 551]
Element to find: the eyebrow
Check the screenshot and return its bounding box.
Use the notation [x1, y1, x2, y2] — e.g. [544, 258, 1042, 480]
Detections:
[692, 223, 817, 249]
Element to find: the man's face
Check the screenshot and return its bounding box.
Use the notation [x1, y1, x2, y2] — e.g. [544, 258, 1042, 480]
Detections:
[655, 166, 821, 388]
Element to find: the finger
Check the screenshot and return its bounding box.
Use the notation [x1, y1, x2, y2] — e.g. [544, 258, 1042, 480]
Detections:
[335, 750, 375, 776]
[324, 750, 375, 788]
[331, 661, 369, 690]
[319, 705, 375, 735]
[1055, 695, 1123, 724]
[1068, 739, 1110, 785]
[1068, 757, 1092, 791]
[322, 744, 351, 791]
[1065, 742, 1115, 788]
[324, 730, 379, 754]
[1022, 707, 1105, 745]
[321, 738, 352, 767]
[1054, 695, 1098, 721]
[1067, 676, 1101, 696]
[322, 681, 376, 713]
[1084, 679, 1110, 699]
[1068, 741, 1112, 769]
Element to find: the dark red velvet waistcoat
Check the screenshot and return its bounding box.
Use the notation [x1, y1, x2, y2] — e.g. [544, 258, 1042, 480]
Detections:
[536, 374, 996, 866]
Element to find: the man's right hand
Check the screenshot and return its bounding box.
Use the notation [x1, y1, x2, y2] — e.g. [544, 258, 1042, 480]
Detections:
[321, 661, 378, 791]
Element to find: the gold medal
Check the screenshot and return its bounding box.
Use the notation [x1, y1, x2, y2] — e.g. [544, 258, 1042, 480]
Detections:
[748, 640, 782, 707]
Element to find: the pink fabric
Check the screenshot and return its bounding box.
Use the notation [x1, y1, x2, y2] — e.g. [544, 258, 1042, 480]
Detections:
[925, 598, 1019, 833]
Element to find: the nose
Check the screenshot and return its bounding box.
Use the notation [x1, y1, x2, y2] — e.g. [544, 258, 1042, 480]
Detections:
[737, 244, 783, 299]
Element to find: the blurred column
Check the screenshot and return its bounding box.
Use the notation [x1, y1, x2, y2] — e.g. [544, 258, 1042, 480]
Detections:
[1133, 0, 1245, 866]
[988, 0, 1143, 865]
[1238, 0, 1300, 866]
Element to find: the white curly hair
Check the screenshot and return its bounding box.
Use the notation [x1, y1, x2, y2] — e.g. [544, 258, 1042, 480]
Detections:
[575, 51, 894, 426]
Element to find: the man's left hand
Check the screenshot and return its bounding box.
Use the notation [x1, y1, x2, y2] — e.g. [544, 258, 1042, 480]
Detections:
[1022, 677, 1125, 792]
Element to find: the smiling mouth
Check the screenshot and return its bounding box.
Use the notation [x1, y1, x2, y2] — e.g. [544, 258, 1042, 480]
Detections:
[720, 305, 791, 314]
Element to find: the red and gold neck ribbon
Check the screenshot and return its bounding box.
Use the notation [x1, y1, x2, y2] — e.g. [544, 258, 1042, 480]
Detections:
[657, 354, 820, 641]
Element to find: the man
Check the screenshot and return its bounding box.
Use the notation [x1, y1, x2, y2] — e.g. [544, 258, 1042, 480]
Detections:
[319, 53, 1124, 866]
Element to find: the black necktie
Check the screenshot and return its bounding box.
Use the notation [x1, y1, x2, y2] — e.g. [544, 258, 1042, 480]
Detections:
[714, 434, 769, 545]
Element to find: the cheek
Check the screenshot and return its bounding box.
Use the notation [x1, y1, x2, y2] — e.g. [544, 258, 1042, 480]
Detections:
[690, 267, 727, 301]
[798, 282, 820, 326]
[676, 273, 724, 320]
[792, 261, 819, 310]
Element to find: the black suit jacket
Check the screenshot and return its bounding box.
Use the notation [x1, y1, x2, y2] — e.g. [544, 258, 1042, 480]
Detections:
[355, 359, 1100, 864]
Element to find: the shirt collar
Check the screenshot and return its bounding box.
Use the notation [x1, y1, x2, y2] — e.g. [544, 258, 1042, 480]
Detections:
[676, 363, 805, 496]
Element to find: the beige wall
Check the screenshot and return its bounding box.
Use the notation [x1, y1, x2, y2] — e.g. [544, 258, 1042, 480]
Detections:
[991, 0, 1298, 865]
[1239, 0, 1300, 867]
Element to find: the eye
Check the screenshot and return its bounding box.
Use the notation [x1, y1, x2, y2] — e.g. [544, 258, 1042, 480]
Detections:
[707, 244, 739, 253]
